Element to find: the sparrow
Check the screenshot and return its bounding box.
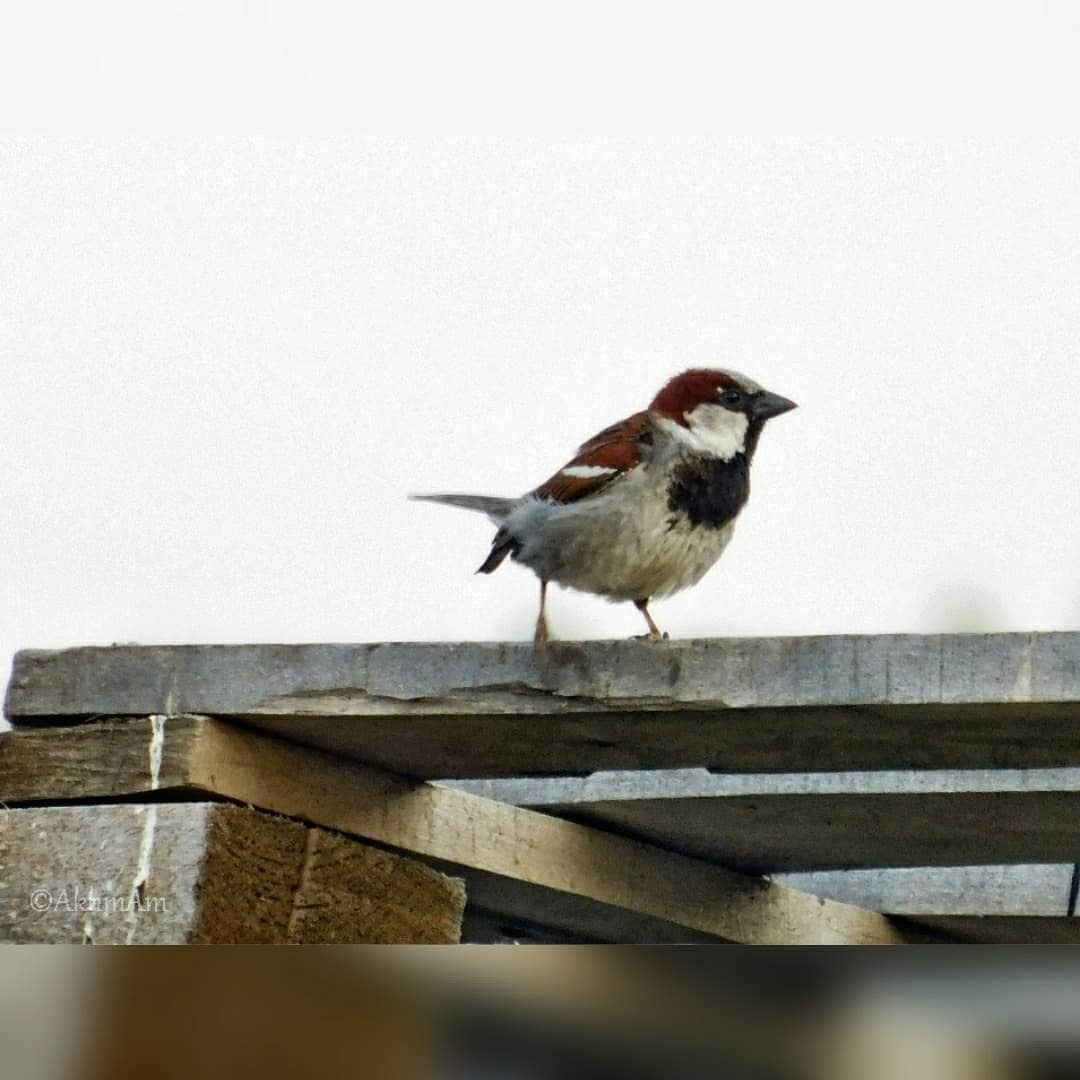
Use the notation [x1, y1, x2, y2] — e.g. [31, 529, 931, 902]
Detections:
[413, 369, 796, 642]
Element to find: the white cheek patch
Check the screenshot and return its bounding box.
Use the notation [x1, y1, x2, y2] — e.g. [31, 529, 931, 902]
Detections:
[561, 465, 619, 479]
[656, 405, 749, 460]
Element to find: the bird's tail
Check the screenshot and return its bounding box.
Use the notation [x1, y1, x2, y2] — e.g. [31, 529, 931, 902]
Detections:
[409, 493, 517, 524]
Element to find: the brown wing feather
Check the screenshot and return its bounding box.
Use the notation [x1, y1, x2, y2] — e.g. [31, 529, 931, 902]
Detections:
[530, 411, 652, 505]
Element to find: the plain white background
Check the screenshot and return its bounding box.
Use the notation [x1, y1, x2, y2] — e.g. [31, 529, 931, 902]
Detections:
[3, 5, 1080, 722]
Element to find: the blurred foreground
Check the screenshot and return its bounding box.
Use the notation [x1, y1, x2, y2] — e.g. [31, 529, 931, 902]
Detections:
[3, 948, 1079, 1080]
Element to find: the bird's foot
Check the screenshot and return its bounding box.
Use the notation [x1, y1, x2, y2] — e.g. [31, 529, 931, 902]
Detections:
[632, 630, 670, 642]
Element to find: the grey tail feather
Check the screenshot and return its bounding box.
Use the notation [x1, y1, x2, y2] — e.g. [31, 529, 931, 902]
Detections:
[409, 493, 516, 524]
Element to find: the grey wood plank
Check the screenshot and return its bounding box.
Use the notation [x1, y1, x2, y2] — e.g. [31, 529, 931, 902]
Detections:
[5, 634, 1080, 776]
[1, 803, 209, 943]
[447, 770, 1080, 874]
[444, 765, 1080, 801]
[527, 790, 1080, 872]
[774, 865, 1074, 916]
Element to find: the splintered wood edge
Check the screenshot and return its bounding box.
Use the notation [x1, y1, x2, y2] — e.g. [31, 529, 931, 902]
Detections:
[0, 717, 906, 944]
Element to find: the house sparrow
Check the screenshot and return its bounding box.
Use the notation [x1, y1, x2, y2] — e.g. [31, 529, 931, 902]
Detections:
[413, 369, 796, 642]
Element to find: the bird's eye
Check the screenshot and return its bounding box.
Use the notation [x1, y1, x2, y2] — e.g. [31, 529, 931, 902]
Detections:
[720, 388, 743, 407]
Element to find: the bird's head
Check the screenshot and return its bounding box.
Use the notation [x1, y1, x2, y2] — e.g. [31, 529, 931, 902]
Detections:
[649, 368, 797, 460]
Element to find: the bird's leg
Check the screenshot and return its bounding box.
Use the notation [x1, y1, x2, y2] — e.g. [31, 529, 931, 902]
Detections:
[534, 580, 550, 644]
[633, 598, 668, 641]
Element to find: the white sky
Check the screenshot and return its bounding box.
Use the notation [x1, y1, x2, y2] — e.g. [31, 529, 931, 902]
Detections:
[3, 5, 1080, 710]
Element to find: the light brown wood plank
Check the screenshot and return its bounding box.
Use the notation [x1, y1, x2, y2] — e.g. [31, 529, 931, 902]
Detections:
[0, 716, 198, 801]
[6, 635, 1080, 776]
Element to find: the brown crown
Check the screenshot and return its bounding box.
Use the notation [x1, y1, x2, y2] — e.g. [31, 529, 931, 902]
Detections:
[648, 369, 739, 421]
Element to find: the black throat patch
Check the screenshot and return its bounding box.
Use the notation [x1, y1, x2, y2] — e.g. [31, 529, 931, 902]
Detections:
[667, 454, 751, 528]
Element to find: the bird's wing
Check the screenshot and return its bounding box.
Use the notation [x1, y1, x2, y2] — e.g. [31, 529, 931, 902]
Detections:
[530, 411, 653, 505]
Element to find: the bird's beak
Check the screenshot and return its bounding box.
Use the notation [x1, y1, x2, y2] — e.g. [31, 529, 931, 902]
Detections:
[751, 391, 798, 420]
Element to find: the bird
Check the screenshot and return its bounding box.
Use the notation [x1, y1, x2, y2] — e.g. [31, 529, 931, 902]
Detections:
[413, 368, 796, 642]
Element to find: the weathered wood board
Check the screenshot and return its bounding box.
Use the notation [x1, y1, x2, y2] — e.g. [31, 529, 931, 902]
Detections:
[446, 769, 1080, 872]
[6, 635, 1080, 776]
[0, 801, 464, 944]
[0, 717, 908, 944]
[774, 864, 1074, 916]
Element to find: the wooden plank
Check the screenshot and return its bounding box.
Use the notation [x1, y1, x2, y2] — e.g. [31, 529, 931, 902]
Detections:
[446, 764, 1080, 800]
[1, 802, 209, 943]
[522, 790, 1080, 873]
[0, 715, 198, 801]
[447, 769, 1080, 873]
[0, 718, 908, 944]
[5, 635, 1080, 776]
[774, 865, 1074, 916]
[0, 801, 465, 944]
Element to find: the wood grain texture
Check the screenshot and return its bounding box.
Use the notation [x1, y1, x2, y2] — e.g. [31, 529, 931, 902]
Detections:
[448, 769, 1080, 874]
[6, 635, 1080, 775]
[0, 718, 906, 944]
[774, 865, 1073, 916]
[526, 790, 1080, 873]
[187, 721, 909, 944]
[0, 800, 464, 944]
[0, 716, 198, 801]
[282, 829, 466, 944]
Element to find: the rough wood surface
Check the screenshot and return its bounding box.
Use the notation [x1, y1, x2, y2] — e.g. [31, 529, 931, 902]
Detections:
[495, 789, 1080, 873]
[6, 634, 1080, 775]
[282, 829, 466, 944]
[773, 865, 1073, 916]
[460, 863, 1078, 939]
[0, 718, 907, 944]
[0, 716, 198, 802]
[449, 769, 1080, 872]
[0, 801, 464, 944]
[1, 803, 208, 943]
